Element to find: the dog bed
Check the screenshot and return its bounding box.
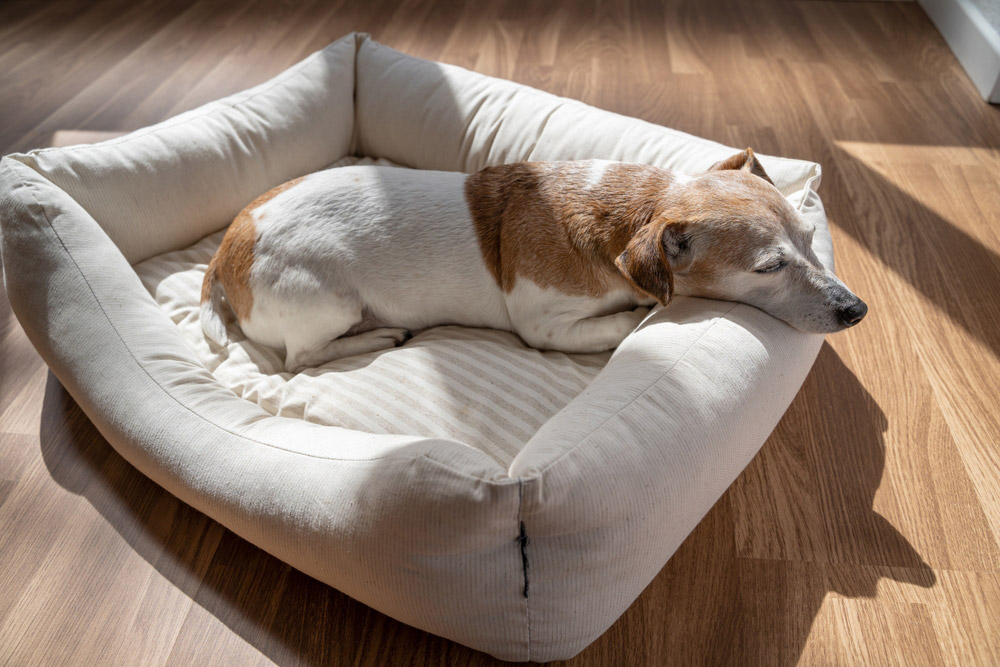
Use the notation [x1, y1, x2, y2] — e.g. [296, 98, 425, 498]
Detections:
[0, 33, 832, 661]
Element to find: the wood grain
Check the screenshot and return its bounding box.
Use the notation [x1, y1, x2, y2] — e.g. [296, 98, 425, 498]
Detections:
[2, 0, 999, 664]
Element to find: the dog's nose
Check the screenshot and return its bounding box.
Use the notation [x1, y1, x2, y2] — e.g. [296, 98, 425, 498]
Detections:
[837, 299, 868, 327]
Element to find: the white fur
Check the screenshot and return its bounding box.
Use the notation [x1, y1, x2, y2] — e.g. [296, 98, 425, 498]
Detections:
[672, 171, 694, 186]
[200, 278, 229, 344]
[585, 160, 613, 190]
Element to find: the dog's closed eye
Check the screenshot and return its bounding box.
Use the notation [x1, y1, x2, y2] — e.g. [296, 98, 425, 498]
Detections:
[754, 258, 787, 274]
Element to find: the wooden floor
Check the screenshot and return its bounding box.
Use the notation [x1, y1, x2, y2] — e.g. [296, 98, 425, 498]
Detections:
[2, 0, 999, 664]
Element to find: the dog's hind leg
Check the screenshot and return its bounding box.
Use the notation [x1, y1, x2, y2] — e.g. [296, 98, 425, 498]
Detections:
[286, 327, 411, 372]
[277, 296, 411, 372]
[245, 290, 393, 372]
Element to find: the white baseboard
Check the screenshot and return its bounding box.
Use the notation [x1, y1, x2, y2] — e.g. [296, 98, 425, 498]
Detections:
[920, 0, 1000, 103]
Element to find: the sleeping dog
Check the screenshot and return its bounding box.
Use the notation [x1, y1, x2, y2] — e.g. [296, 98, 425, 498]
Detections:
[201, 149, 866, 372]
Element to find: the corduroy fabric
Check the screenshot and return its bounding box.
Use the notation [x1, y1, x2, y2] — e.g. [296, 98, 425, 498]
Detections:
[0, 34, 829, 661]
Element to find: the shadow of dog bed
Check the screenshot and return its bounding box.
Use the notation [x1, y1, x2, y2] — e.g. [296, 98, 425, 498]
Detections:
[0, 33, 831, 662]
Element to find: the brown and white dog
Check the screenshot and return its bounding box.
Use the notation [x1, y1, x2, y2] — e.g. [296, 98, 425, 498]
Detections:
[201, 149, 866, 372]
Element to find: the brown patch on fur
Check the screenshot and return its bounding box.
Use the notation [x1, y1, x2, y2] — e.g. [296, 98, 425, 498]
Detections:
[201, 176, 306, 322]
[465, 161, 677, 298]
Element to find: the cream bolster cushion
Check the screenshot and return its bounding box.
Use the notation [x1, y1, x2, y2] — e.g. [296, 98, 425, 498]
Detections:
[8, 33, 361, 265]
[0, 33, 828, 661]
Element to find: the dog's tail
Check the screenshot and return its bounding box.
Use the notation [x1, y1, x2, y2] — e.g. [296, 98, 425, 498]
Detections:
[200, 257, 230, 345]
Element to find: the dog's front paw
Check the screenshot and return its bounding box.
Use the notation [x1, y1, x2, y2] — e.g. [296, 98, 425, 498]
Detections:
[374, 327, 412, 346]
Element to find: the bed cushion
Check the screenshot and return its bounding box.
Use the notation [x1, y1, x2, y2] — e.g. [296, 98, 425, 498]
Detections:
[0, 33, 830, 661]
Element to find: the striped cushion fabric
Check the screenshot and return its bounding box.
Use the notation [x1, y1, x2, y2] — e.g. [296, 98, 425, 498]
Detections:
[133, 159, 609, 465]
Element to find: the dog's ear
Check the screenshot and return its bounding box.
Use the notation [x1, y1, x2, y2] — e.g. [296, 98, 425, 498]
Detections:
[615, 221, 692, 306]
[709, 147, 774, 185]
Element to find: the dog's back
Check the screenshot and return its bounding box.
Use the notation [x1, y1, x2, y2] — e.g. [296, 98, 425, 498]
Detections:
[201, 166, 514, 367]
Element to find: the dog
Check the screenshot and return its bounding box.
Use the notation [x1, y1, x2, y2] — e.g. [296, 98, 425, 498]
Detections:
[201, 149, 866, 372]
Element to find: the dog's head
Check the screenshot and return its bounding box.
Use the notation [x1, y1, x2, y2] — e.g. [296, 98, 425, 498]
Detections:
[615, 148, 867, 333]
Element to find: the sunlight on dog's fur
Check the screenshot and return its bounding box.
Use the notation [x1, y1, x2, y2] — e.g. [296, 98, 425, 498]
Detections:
[201, 149, 867, 372]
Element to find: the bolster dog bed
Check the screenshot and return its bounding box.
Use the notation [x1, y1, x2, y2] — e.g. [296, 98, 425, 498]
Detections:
[0, 33, 831, 661]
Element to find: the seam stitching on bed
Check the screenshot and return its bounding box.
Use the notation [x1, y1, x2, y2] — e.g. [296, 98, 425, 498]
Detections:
[14, 169, 499, 468]
[347, 33, 364, 157]
[529, 302, 740, 478]
[517, 478, 532, 660]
